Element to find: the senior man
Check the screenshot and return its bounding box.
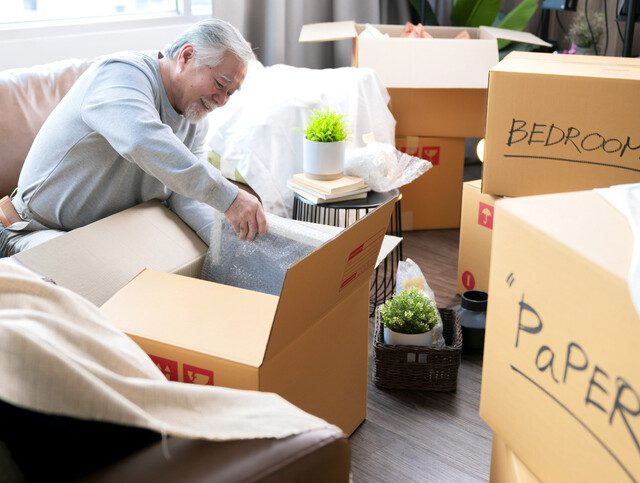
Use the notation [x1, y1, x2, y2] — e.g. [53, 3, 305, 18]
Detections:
[0, 19, 266, 257]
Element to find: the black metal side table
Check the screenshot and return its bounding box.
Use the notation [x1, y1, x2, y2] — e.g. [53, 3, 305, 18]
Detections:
[292, 189, 403, 315]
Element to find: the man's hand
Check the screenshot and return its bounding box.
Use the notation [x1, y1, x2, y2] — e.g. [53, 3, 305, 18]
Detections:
[224, 190, 267, 241]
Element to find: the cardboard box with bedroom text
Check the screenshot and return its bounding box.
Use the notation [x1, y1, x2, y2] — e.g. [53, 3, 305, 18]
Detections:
[482, 52, 640, 197]
[299, 22, 548, 138]
[457, 180, 501, 294]
[480, 189, 639, 481]
[99, 199, 397, 435]
[396, 136, 465, 230]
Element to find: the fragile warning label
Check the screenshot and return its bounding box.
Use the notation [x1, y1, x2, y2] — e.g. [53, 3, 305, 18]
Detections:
[339, 228, 385, 292]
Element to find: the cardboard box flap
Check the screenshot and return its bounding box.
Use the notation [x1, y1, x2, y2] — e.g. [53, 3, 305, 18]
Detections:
[15, 201, 207, 306]
[493, 51, 640, 79]
[296, 220, 402, 268]
[101, 269, 279, 368]
[497, 191, 633, 281]
[264, 197, 397, 361]
[358, 37, 498, 88]
[480, 26, 551, 47]
[299, 20, 357, 42]
[502, 51, 640, 67]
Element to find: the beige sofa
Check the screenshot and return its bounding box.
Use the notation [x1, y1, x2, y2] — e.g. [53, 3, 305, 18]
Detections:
[0, 58, 350, 481]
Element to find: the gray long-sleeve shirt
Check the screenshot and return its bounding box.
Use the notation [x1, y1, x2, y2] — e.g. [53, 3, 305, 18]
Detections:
[15, 51, 238, 235]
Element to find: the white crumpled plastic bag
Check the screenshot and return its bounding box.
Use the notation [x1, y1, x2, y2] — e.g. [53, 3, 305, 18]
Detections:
[395, 258, 446, 348]
[345, 138, 432, 192]
[205, 60, 395, 217]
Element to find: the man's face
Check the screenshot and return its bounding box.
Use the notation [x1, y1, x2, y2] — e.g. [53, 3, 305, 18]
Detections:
[175, 46, 246, 123]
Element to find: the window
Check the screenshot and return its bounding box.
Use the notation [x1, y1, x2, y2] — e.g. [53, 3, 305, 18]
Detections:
[4, 0, 176, 24]
[2, 0, 211, 25]
[0, 1, 213, 70]
[190, 0, 212, 15]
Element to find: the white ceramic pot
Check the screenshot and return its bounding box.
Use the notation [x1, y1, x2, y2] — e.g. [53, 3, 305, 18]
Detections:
[302, 138, 345, 180]
[383, 326, 433, 347]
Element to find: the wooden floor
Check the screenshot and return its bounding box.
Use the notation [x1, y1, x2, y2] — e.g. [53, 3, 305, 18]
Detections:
[350, 228, 492, 482]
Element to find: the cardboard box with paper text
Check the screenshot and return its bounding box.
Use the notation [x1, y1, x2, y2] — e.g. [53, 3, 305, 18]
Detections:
[99, 199, 397, 435]
[480, 189, 639, 481]
[299, 22, 549, 138]
[396, 136, 465, 230]
[457, 180, 502, 294]
[482, 52, 640, 197]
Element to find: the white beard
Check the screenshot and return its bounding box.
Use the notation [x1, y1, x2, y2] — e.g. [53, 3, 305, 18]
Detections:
[184, 97, 218, 123]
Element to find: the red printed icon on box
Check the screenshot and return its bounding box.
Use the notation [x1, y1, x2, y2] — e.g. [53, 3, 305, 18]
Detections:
[421, 146, 440, 166]
[149, 355, 179, 382]
[183, 364, 214, 386]
[462, 271, 476, 290]
[477, 202, 494, 229]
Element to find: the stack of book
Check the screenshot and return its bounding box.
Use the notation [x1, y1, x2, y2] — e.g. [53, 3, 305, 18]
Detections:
[287, 173, 370, 204]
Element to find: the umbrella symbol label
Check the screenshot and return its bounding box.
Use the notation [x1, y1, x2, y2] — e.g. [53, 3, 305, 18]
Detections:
[477, 202, 494, 229]
[149, 354, 179, 382]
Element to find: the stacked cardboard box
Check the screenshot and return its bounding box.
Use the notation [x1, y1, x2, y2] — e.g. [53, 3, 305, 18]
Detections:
[490, 435, 539, 482]
[456, 180, 501, 294]
[477, 52, 640, 478]
[482, 52, 640, 196]
[396, 136, 465, 230]
[459, 53, 640, 295]
[480, 190, 638, 481]
[299, 22, 549, 230]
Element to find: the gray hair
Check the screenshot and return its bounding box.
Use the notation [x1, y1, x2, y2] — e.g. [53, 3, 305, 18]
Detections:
[164, 18, 255, 67]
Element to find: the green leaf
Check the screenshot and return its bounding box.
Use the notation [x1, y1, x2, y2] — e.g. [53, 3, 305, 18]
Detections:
[304, 107, 348, 143]
[496, 0, 539, 49]
[451, 0, 500, 27]
[380, 288, 439, 334]
[408, 0, 439, 26]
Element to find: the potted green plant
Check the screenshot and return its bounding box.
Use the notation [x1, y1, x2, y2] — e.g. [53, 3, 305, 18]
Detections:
[380, 287, 439, 346]
[303, 107, 348, 180]
[568, 11, 605, 55]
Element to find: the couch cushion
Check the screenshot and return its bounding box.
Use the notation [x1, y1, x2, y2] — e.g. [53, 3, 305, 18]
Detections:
[0, 58, 93, 197]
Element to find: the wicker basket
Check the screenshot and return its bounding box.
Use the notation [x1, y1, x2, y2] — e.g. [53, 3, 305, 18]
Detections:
[373, 308, 462, 391]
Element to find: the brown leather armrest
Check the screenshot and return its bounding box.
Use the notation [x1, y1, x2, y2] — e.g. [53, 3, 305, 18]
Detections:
[81, 427, 350, 483]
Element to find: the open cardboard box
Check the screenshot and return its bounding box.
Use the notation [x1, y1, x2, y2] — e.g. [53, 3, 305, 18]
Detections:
[16, 199, 399, 434]
[480, 189, 639, 481]
[14, 201, 207, 306]
[299, 21, 549, 138]
[98, 198, 397, 435]
[482, 52, 640, 197]
[14, 201, 401, 306]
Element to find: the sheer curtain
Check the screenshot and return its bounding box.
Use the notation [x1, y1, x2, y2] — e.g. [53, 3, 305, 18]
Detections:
[211, 0, 417, 68]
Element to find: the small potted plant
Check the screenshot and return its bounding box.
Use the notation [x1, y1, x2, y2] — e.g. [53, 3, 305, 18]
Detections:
[568, 11, 605, 55]
[380, 287, 439, 346]
[303, 107, 348, 180]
